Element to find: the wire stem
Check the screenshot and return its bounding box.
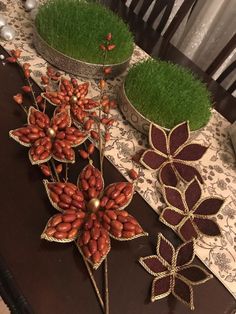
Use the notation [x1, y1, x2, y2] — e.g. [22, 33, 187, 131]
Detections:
[104, 258, 109, 314]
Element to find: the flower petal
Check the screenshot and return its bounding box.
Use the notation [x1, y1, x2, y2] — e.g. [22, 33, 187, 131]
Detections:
[163, 186, 185, 212]
[172, 277, 194, 310]
[149, 124, 168, 155]
[185, 178, 202, 211]
[178, 265, 212, 285]
[101, 182, 134, 210]
[77, 225, 111, 270]
[160, 207, 185, 228]
[174, 143, 208, 161]
[101, 210, 147, 240]
[78, 164, 104, 201]
[44, 180, 85, 212]
[27, 107, 50, 129]
[193, 217, 222, 237]
[168, 121, 190, 155]
[29, 137, 52, 165]
[52, 107, 71, 129]
[41, 213, 81, 243]
[178, 218, 199, 242]
[62, 127, 88, 147]
[139, 255, 167, 276]
[9, 127, 34, 147]
[175, 240, 195, 267]
[140, 150, 167, 171]
[173, 161, 203, 183]
[52, 140, 75, 163]
[159, 162, 178, 186]
[156, 233, 175, 266]
[194, 198, 224, 216]
[151, 275, 172, 302]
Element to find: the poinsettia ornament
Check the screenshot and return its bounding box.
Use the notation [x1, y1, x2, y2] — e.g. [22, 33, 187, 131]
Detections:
[42, 77, 99, 124]
[140, 122, 208, 186]
[159, 178, 223, 241]
[41, 164, 147, 269]
[139, 233, 212, 310]
[9, 107, 87, 164]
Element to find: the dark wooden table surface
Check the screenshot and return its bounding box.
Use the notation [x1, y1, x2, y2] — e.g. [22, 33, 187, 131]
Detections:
[0, 2, 236, 314]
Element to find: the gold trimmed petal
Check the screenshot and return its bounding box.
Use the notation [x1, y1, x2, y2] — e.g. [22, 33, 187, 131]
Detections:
[9, 128, 32, 147]
[174, 143, 208, 161]
[159, 207, 185, 229]
[193, 197, 224, 216]
[184, 178, 202, 211]
[193, 217, 222, 237]
[173, 160, 203, 184]
[175, 240, 195, 267]
[139, 255, 168, 276]
[163, 185, 186, 212]
[151, 275, 172, 302]
[172, 276, 194, 310]
[140, 149, 167, 171]
[178, 217, 199, 242]
[177, 265, 213, 285]
[156, 233, 175, 267]
[149, 123, 168, 155]
[168, 121, 190, 155]
[159, 162, 178, 187]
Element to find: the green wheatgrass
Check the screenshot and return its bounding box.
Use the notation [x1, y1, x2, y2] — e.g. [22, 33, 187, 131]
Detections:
[124, 59, 212, 131]
[35, 0, 133, 64]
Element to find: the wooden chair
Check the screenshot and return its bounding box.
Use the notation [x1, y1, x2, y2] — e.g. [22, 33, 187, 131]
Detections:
[206, 34, 236, 94]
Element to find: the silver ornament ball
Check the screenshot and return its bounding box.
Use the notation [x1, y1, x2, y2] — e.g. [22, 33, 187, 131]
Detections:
[0, 14, 7, 29]
[0, 25, 15, 41]
[24, 0, 37, 12]
[0, 54, 5, 60]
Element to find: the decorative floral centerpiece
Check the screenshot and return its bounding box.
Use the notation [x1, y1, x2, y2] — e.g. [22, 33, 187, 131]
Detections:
[34, 0, 134, 78]
[120, 59, 212, 134]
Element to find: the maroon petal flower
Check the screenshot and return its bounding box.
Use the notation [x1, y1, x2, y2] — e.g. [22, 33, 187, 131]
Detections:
[140, 150, 167, 171]
[168, 121, 190, 155]
[172, 277, 194, 310]
[139, 233, 212, 310]
[151, 275, 172, 301]
[149, 124, 168, 155]
[178, 265, 212, 285]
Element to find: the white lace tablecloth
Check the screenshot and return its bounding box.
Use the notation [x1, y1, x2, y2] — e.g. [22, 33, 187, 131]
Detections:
[1, 0, 236, 298]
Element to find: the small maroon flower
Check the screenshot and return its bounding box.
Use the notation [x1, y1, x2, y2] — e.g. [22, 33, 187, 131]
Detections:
[41, 164, 147, 269]
[9, 107, 87, 164]
[140, 122, 208, 186]
[159, 178, 223, 241]
[139, 233, 212, 310]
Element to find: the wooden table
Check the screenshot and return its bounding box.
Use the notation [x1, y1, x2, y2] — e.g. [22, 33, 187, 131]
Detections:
[0, 2, 236, 313]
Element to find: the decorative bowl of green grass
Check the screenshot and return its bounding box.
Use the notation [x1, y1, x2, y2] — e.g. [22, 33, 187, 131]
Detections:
[34, 0, 134, 79]
[120, 59, 212, 134]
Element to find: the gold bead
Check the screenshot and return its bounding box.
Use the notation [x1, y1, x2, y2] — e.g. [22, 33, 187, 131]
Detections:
[87, 198, 100, 212]
[70, 95, 78, 104]
[46, 127, 56, 138]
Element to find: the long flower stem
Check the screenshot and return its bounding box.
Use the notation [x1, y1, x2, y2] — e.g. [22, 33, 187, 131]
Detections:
[75, 242, 104, 312]
[50, 159, 60, 182]
[104, 258, 109, 314]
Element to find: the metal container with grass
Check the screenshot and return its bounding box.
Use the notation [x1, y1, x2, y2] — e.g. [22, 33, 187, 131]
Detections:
[34, 0, 134, 79]
[120, 59, 212, 135]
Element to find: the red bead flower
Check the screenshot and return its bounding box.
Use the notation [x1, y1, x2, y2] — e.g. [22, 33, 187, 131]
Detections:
[159, 178, 223, 241]
[42, 77, 99, 124]
[9, 107, 87, 164]
[139, 233, 212, 310]
[41, 164, 147, 269]
[140, 122, 208, 186]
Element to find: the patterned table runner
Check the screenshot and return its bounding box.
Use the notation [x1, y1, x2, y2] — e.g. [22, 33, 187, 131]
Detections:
[1, 0, 236, 298]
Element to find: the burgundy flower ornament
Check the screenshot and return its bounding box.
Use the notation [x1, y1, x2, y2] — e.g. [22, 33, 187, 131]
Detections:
[9, 107, 87, 164]
[42, 77, 99, 124]
[159, 178, 223, 241]
[140, 122, 208, 186]
[41, 164, 147, 269]
[139, 233, 212, 310]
